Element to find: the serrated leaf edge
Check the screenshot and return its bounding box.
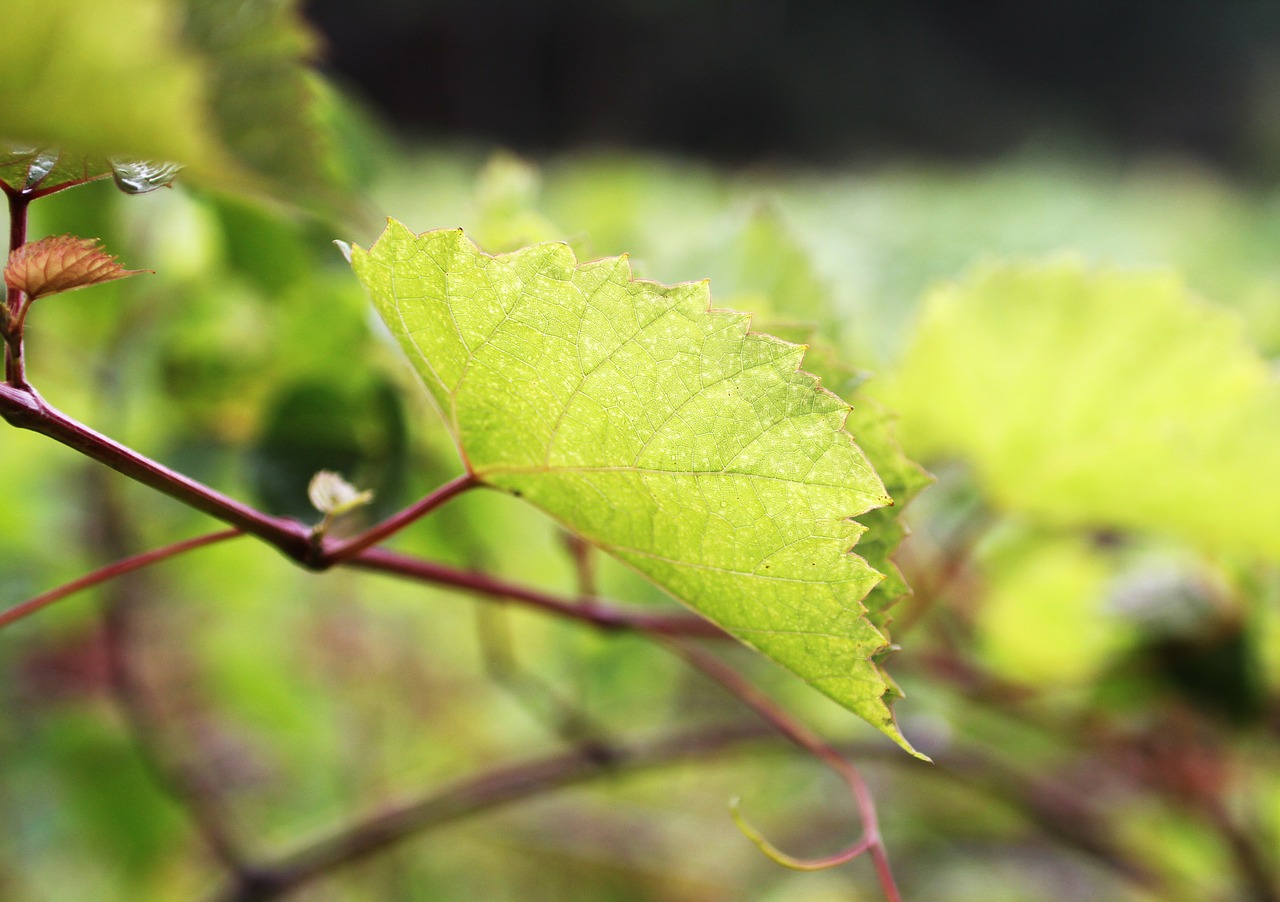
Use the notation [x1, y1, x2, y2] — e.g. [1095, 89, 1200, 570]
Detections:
[352, 222, 923, 757]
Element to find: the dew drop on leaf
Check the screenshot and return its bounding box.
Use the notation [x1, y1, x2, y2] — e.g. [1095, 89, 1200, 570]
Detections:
[110, 159, 181, 194]
[25, 150, 60, 189]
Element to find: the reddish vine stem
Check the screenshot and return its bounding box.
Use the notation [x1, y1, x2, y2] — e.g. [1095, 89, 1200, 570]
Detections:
[321, 473, 479, 564]
[213, 722, 778, 902]
[0, 383, 314, 555]
[0, 381, 721, 639]
[0, 528, 243, 629]
[663, 640, 903, 901]
[3, 187, 30, 388]
[0, 383, 723, 637]
[349, 548, 726, 637]
[0, 383, 463, 568]
[0, 402, 726, 638]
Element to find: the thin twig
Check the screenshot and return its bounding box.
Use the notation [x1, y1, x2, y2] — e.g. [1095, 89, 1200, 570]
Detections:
[0, 529, 243, 629]
[211, 724, 1171, 902]
[1200, 795, 1279, 902]
[4, 189, 30, 388]
[211, 722, 778, 902]
[933, 749, 1166, 892]
[561, 531, 598, 600]
[322, 473, 479, 565]
[348, 548, 726, 637]
[663, 640, 902, 902]
[102, 591, 249, 872]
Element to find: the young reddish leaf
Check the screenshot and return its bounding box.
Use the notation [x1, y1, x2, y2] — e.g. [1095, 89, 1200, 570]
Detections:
[5, 235, 146, 302]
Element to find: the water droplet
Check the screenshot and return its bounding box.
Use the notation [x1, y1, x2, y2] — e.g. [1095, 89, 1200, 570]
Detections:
[110, 159, 181, 194]
[25, 149, 60, 189]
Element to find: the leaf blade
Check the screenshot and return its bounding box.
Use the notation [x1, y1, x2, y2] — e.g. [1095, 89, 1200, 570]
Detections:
[5, 234, 145, 301]
[353, 223, 920, 755]
[885, 260, 1280, 560]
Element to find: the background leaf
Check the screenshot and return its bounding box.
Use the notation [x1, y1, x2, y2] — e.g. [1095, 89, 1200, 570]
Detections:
[0, 0, 232, 183]
[0, 0, 342, 210]
[884, 261, 1280, 560]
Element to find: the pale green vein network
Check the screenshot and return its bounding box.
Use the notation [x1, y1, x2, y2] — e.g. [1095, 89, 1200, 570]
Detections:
[352, 222, 918, 755]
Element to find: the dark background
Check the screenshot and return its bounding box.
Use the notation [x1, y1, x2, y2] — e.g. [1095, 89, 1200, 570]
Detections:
[306, 0, 1280, 174]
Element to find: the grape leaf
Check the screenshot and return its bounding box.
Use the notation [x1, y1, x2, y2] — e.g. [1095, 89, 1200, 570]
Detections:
[0, 0, 341, 208]
[757, 322, 927, 634]
[5, 235, 146, 301]
[0, 146, 108, 193]
[352, 222, 920, 755]
[0, 0, 232, 183]
[885, 261, 1280, 559]
[181, 0, 343, 210]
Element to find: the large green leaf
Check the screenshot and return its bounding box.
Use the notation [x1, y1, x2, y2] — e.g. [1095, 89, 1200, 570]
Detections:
[352, 222, 919, 754]
[885, 261, 1280, 559]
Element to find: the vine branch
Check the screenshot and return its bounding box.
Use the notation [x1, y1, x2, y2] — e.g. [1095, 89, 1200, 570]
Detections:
[213, 722, 777, 902]
[349, 548, 725, 637]
[664, 640, 903, 901]
[3, 187, 31, 388]
[0, 385, 724, 638]
[0, 374, 723, 636]
[0, 529, 242, 629]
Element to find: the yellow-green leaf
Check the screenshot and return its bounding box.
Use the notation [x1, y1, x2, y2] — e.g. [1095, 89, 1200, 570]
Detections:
[886, 261, 1280, 559]
[352, 222, 920, 754]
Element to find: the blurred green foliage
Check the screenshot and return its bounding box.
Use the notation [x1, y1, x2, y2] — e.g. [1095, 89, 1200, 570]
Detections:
[2, 4, 1280, 900]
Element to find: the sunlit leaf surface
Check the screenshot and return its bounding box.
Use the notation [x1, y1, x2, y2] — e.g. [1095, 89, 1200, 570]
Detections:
[353, 222, 919, 753]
